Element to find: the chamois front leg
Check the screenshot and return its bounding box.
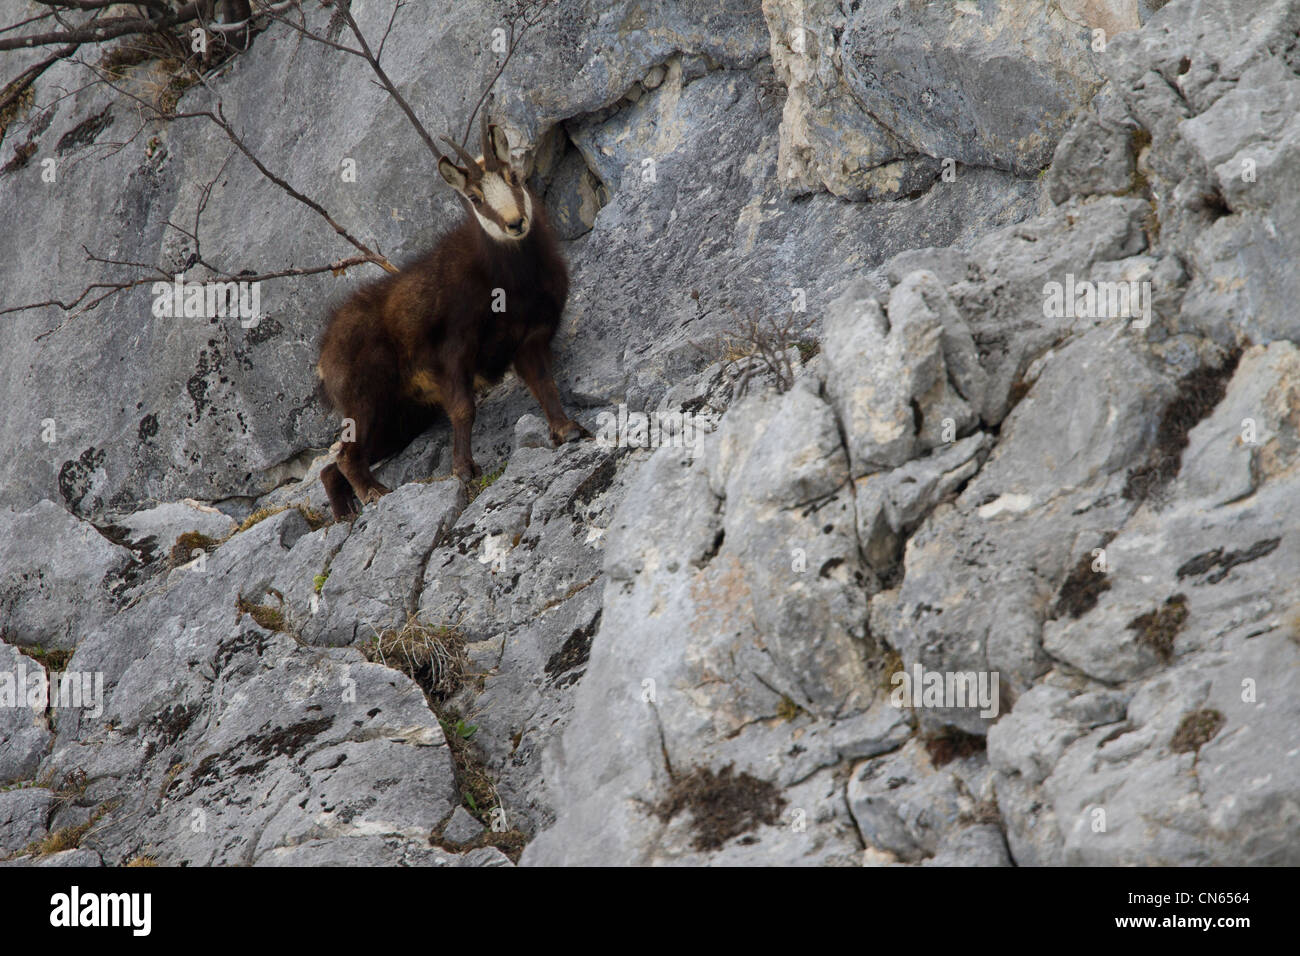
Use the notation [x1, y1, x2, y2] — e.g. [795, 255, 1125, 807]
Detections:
[513, 340, 589, 446]
[445, 374, 481, 484]
[336, 433, 392, 509]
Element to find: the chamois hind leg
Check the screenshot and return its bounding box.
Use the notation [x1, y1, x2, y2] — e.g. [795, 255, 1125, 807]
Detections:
[324, 401, 436, 520]
[513, 339, 589, 445]
[332, 343, 403, 510]
[444, 373, 481, 484]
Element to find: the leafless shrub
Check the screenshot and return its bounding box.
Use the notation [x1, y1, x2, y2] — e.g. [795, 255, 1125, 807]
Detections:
[691, 306, 817, 398]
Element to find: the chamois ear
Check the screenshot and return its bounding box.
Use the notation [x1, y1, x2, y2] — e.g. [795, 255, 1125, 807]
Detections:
[488, 124, 512, 167]
[438, 156, 470, 192]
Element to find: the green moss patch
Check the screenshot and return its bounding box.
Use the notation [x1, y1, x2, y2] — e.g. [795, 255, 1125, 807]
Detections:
[466, 465, 506, 502]
[235, 589, 287, 633]
[17, 645, 74, 672]
[237, 503, 328, 534]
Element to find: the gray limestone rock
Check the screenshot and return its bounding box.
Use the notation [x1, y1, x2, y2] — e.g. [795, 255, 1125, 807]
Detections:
[2, 0, 1297, 869]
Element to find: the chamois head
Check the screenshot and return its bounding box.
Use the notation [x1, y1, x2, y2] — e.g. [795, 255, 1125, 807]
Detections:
[438, 116, 534, 242]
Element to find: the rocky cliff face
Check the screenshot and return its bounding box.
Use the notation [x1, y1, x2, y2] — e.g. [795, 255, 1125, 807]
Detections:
[1, 0, 1296, 866]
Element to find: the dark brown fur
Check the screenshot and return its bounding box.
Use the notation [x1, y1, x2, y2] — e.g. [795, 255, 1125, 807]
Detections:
[316, 172, 585, 520]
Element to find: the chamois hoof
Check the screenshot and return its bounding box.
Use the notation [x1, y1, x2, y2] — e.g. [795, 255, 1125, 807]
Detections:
[453, 461, 482, 484]
[552, 421, 590, 445]
[359, 483, 391, 505]
[328, 499, 358, 522]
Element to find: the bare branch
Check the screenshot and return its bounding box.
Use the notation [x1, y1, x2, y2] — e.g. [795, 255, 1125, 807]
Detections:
[0, 44, 75, 119]
[460, 0, 555, 146]
[0, 9, 59, 39]
[256, 7, 362, 56]
[690, 305, 816, 398]
[374, 0, 404, 64]
[337, 4, 444, 162]
[33, 1, 169, 11]
[204, 100, 398, 272]
[0, 3, 205, 53]
[80, 60, 397, 274]
[1, 43, 402, 324]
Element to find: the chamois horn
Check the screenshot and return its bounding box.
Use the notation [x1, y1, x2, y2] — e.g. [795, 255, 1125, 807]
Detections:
[439, 135, 481, 176]
[480, 111, 500, 171]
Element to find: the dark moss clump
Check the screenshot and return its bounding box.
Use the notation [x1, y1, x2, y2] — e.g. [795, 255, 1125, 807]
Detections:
[251, 717, 334, 760]
[429, 807, 528, 863]
[1123, 349, 1241, 502]
[147, 703, 199, 752]
[1052, 550, 1112, 619]
[924, 727, 987, 768]
[649, 764, 787, 852]
[184, 717, 334, 794]
[170, 530, 219, 566]
[544, 611, 601, 687]
[775, 695, 805, 722]
[1127, 594, 1188, 663]
[1170, 709, 1225, 754]
[1176, 537, 1280, 584]
[235, 591, 286, 632]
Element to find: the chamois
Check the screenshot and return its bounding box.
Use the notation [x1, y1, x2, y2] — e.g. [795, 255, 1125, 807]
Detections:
[316, 117, 587, 520]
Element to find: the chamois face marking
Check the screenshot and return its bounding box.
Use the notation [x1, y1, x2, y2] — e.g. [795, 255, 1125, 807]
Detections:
[437, 123, 533, 241]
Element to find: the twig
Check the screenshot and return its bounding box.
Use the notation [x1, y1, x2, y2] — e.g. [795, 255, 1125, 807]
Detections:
[0, 2, 205, 52]
[0, 44, 75, 120]
[460, 0, 555, 147]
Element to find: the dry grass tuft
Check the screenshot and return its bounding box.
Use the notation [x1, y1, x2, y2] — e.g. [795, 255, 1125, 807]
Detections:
[362, 615, 469, 703]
